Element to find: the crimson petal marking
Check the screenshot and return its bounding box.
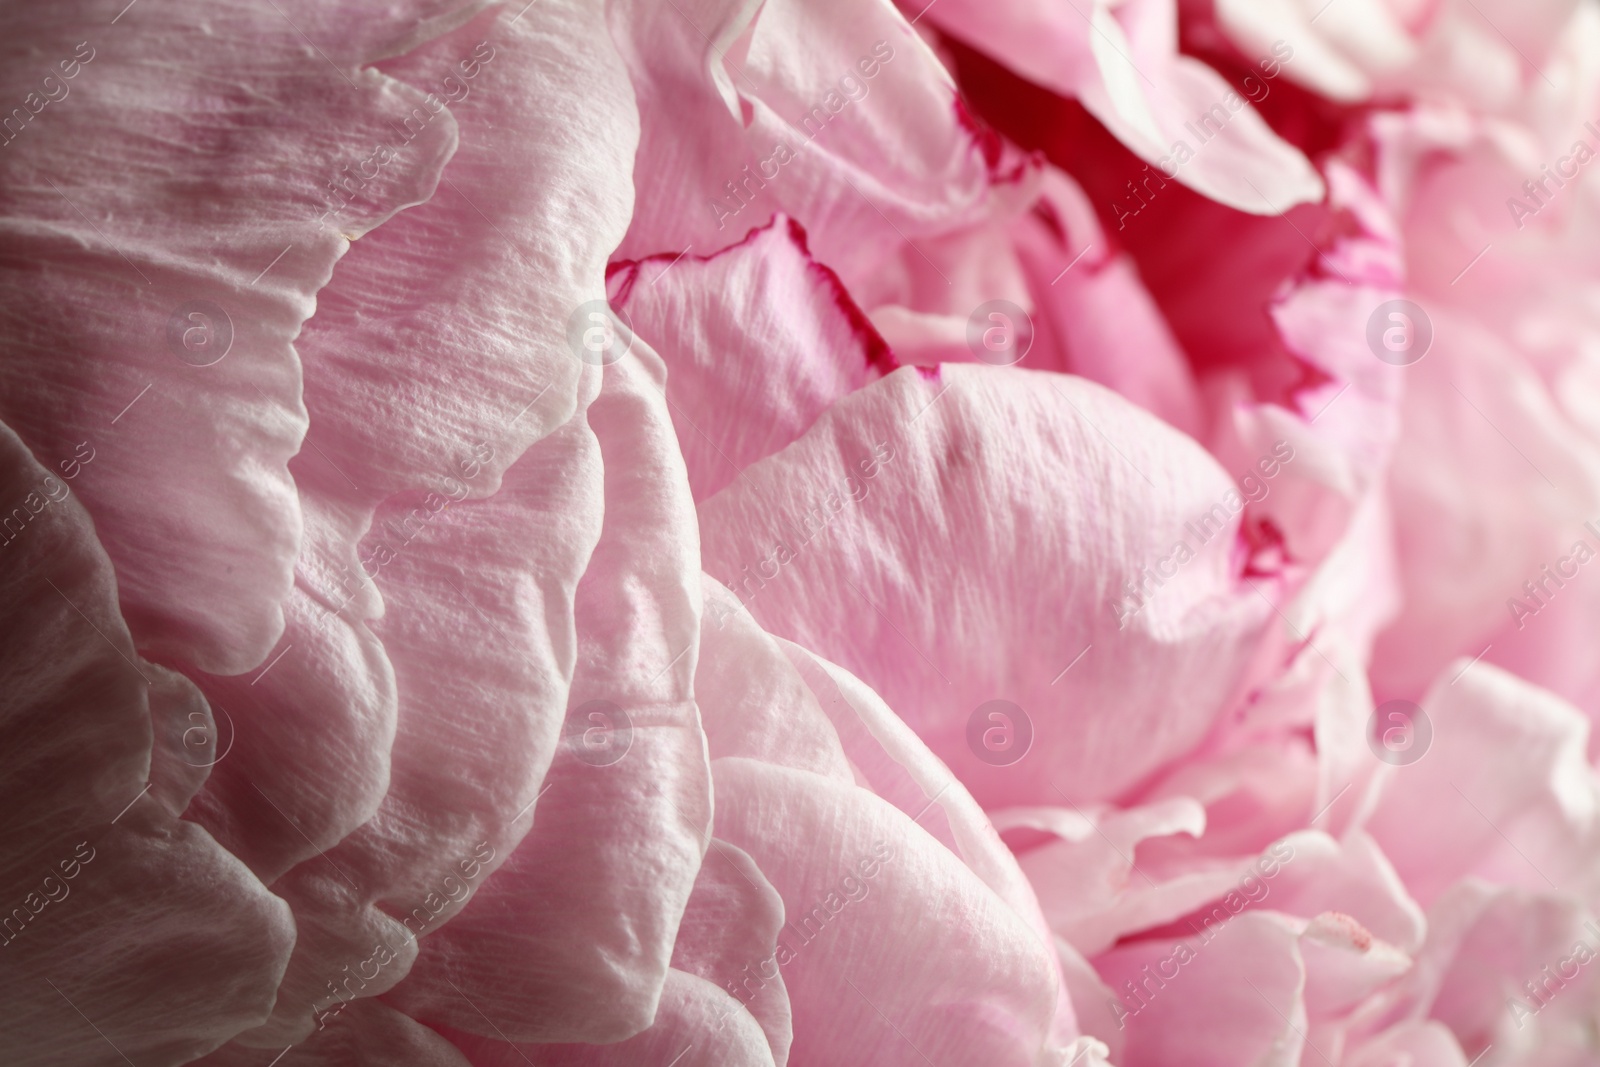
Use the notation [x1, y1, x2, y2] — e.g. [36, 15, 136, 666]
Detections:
[612, 216, 893, 503]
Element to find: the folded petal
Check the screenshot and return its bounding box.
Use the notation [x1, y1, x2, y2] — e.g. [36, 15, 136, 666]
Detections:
[0, 0, 463, 673]
[1095, 912, 1307, 1066]
[920, 0, 1323, 213]
[183, 586, 397, 883]
[0, 420, 295, 1065]
[445, 970, 778, 1067]
[387, 347, 710, 1044]
[609, 0, 993, 288]
[297, 0, 639, 512]
[714, 757, 1066, 1065]
[232, 387, 605, 1046]
[1364, 661, 1600, 905]
[611, 215, 892, 502]
[195, 1000, 471, 1067]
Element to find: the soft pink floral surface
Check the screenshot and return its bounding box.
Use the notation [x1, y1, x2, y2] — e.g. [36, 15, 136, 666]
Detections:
[4, 0, 1600, 1064]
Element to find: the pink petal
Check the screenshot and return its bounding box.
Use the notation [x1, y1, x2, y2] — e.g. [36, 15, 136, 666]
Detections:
[1211, 0, 1419, 102]
[0, 420, 294, 1064]
[610, 216, 892, 502]
[1372, 308, 1600, 700]
[713, 757, 1068, 1065]
[698, 578, 856, 782]
[1364, 661, 1600, 905]
[1094, 911, 1307, 1066]
[445, 970, 778, 1067]
[1399, 881, 1598, 1062]
[697, 364, 1281, 808]
[183, 585, 397, 882]
[918, 0, 1323, 213]
[1010, 167, 1202, 436]
[667, 839, 795, 1064]
[996, 798, 1240, 957]
[194, 1000, 470, 1067]
[229, 391, 605, 1046]
[1345, 1021, 1469, 1067]
[0, 0, 461, 673]
[782, 643, 1083, 1048]
[388, 349, 710, 1043]
[610, 0, 992, 288]
[297, 1, 639, 513]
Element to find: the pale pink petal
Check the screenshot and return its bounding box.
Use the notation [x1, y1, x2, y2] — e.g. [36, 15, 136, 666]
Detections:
[1010, 166, 1203, 436]
[1396, 881, 1599, 1062]
[609, 0, 993, 289]
[1140, 737, 1321, 860]
[697, 364, 1281, 808]
[429, 844, 793, 1067]
[228, 390, 605, 1046]
[781, 643, 1082, 1048]
[387, 348, 710, 1044]
[1366, 109, 1600, 704]
[146, 660, 220, 818]
[195, 1000, 470, 1067]
[994, 798, 1242, 957]
[0, 420, 294, 1064]
[1364, 661, 1600, 905]
[183, 587, 396, 882]
[1211, 0, 1420, 102]
[197, 0, 645, 1044]
[1345, 1021, 1469, 1067]
[698, 577, 855, 782]
[1263, 830, 1426, 955]
[0, 0, 461, 673]
[668, 839, 794, 1064]
[713, 757, 1067, 1065]
[1094, 912, 1307, 1066]
[297, 0, 639, 512]
[703, 577, 1078, 1054]
[918, 0, 1323, 213]
[1298, 911, 1411, 1022]
[1372, 308, 1600, 700]
[445, 970, 778, 1067]
[610, 216, 893, 502]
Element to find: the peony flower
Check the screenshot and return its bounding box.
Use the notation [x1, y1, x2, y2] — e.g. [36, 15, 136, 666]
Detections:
[5, 0, 1600, 1064]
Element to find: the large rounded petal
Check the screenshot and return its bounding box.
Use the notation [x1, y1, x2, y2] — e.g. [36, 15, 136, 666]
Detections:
[697, 364, 1281, 808]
